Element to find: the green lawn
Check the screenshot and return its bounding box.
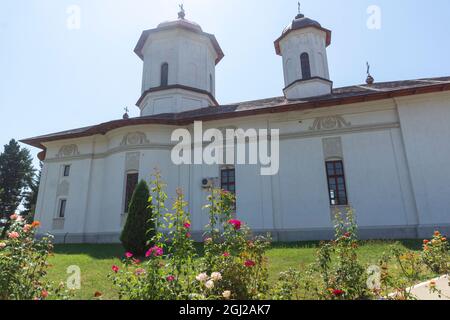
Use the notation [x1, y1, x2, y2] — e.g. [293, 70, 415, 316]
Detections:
[46, 240, 424, 300]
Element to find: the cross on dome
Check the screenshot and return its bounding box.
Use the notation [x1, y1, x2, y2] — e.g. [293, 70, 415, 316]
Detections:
[178, 4, 185, 19]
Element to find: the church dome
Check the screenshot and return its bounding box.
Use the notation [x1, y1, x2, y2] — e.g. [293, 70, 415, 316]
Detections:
[282, 14, 322, 35]
[157, 18, 203, 33]
[274, 12, 332, 55]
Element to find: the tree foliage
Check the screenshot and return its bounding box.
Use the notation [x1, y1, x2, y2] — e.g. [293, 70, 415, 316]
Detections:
[23, 162, 42, 222]
[0, 139, 35, 218]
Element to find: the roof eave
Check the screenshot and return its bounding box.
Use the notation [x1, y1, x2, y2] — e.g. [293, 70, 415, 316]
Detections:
[21, 82, 450, 152]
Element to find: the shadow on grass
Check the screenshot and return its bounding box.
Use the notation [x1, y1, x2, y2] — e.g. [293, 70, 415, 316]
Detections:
[53, 239, 424, 260]
[53, 244, 125, 259]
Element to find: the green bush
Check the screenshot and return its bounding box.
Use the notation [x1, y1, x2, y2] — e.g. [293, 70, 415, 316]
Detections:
[120, 180, 154, 256]
[0, 215, 68, 300]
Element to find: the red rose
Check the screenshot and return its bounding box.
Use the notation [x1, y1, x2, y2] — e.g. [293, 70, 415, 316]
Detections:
[112, 265, 119, 273]
[244, 260, 256, 267]
[332, 289, 345, 296]
[228, 219, 242, 230]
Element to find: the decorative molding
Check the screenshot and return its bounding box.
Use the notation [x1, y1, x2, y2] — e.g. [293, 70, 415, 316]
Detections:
[309, 115, 351, 131]
[43, 122, 399, 163]
[56, 144, 80, 158]
[322, 137, 343, 160]
[125, 152, 140, 171]
[120, 132, 150, 146]
[56, 180, 70, 197]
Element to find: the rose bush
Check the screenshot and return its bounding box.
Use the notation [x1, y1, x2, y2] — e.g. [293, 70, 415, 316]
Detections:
[110, 171, 270, 300]
[110, 171, 197, 300]
[422, 231, 449, 274]
[0, 214, 68, 300]
[109, 172, 449, 300]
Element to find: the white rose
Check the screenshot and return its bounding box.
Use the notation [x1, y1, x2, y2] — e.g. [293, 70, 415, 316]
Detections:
[205, 280, 215, 289]
[211, 272, 222, 281]
[196, 273, 209, 282]
[222, 290, 231, 299]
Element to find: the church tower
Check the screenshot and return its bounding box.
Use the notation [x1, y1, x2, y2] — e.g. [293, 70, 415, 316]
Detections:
[274, 5, 332, 99]
[134, 6, 224, 116]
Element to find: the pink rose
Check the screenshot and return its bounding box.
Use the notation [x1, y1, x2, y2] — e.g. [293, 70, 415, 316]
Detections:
[184, 222, 191, 229]
[223, 252, 230, 257]
[10, 214, 18, 221]
[167, 275, 175, 282]
[145, 246, 163, 258]
[134, 268, 146, 276]
[125, 252, 133, 259]
[8, 232, 20, 239]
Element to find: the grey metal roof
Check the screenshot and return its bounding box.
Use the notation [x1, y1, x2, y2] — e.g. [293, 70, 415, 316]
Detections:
[21, 76, 450, 149]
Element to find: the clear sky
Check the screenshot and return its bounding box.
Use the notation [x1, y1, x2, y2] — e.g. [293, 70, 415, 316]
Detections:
[1, 0, 450, 167]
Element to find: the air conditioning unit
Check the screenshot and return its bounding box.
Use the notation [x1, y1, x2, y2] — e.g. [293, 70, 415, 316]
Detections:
[201, 178, 217, 189]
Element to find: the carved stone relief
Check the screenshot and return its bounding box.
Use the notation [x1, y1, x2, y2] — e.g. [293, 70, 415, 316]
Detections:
[56, 144, 80, 158]
[309, 115, 351, 131]
[120, 132, 150, 146]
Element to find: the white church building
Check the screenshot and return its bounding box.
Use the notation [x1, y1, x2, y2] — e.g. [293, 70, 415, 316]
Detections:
[22, 8, 450, 243]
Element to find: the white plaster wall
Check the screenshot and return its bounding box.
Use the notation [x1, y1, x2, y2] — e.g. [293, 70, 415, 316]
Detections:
[33, 94, 450, 242]
[396, 92, 450, 228]
[279, 28, 330, 87]
[139, 28, 218, 116]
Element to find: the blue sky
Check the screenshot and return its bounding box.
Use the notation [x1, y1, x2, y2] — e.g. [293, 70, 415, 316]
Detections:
[1, 0, 449, 166]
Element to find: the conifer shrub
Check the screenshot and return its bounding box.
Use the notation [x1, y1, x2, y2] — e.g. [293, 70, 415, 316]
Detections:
[120, 180, 154, 256]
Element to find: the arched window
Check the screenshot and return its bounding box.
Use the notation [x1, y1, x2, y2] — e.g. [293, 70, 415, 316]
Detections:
[300, 53, 311, 80]
[160, 63, 169, 87]
[209, 74, 214, 93]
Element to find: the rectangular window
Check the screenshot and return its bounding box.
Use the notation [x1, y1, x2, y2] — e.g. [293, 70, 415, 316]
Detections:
[326, 160, 348, 206]
[63, 165, 71, 177]
[58, 199, 67, 218]
[124, 172, 139, 213]
[221, 168, 236, 194]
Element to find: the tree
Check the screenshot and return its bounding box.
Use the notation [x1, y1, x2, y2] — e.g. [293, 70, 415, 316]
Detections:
[23, 162, 42, 222]
[120, 180, 154, 256]
[0, 139, 34, 219]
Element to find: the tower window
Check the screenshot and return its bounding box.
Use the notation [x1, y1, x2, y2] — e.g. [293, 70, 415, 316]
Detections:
[209, 74, 214, 93]
[63, 165, 71, 177]
[160, 63, 169, 87]
[124, 172, 139, 213]
[300, 53, 311, 80]
[58, 199, 67, 218]
[325, 160, 348, 206]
